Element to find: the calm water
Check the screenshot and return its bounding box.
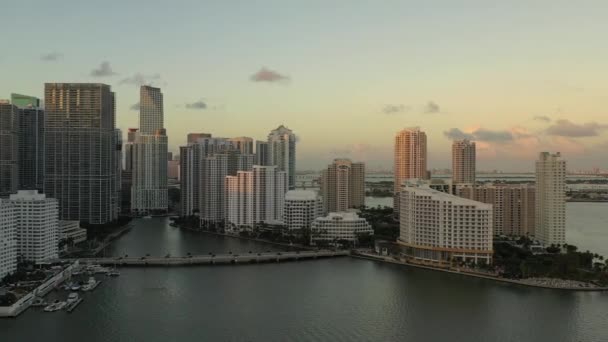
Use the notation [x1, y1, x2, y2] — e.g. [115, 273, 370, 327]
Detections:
[2, 214, 608, 341]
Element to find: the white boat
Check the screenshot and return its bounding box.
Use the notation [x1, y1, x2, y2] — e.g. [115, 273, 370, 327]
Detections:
[82, 277, 101, 291]
[44, 300, 67, 312]
[71, 284, 81, 291]
[65, 293, 83, 312]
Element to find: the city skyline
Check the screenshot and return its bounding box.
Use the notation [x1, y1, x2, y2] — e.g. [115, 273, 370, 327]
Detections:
[2, 1, 607, 171]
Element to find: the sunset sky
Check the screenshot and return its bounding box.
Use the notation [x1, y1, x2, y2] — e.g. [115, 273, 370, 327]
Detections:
[2, 1, 607, 171]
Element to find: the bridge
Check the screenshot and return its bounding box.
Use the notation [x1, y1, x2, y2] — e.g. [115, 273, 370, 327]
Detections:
[65, 250, 350, 267]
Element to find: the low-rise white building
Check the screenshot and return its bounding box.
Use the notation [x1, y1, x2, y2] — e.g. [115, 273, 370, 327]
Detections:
[399, 183, 493, 265]
[9, 190, 59, 263]
[0, 200, 17, 278]
[284, 190, 323, 231]
[59, 220, 87, 246]
[310, 212, 373, 246]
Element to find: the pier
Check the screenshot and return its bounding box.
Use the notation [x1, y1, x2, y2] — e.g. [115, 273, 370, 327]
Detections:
[63, 250, 349, 267]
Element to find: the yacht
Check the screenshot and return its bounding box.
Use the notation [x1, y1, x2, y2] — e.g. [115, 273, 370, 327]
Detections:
[70, 283, 81, 291]
[65, 292, 83, 312]
[82, 277, 101, 291]
[44, 300, 67, 312]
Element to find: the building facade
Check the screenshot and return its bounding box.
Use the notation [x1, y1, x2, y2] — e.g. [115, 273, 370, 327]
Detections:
[44, 83, 118, 224]
[255, 140, 269, 166]
[320, 159, 365, 213]
[283, 190, 323, 231]
[58, 220, 87, 247]
[0, 101, 19, 197]
[227, 137, 254, 155]
[452, 139, 476, 184]
[0, 199, 17, 278]
[310, 212, 373, 246]
[535, 152, 566, 246]
[12, 94, 45, 191]
[398, 183, 493, 265]
[394, 127, 427, 215]
[9, 190, 59, 263]
[267, 125, 296, 189]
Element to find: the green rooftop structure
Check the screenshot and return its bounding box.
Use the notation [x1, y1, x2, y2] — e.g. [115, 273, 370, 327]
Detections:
[11, 93, 40, 108]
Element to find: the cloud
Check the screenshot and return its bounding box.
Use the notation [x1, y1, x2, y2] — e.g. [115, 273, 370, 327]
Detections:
[534, 115, 551, 123]
[90, 61, 117, 77]
[41, 52, 63, 61]
[423, 101, 440, 114]
[444, 127, 513, 142]
[119, 73, 162, 86]
[250, 67, 289, 83]
[130, 102, 140, 111]
[185, 100, 207, 110]
[382, 104, 410, 115]
[443, 128, 474, 141]
[546, 120, 608, 137]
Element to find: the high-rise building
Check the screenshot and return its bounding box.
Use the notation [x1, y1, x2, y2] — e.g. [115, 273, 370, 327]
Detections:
[187, 132, 212, 144]
[124, 128, 138, 172]
[200, 154, 229, 226]
[452, 139, 476, 184]
[131, 86, 168, 214]
[167, 152, 173, 161]
[399, 182, 493, 265]
[0, 199, 17, 278]
[0, 101, 19, 197]
[13, 95, 45, 192]
[179, 144, 198, 216]
[535, 152, 566, 246]
[9, 190, 59, 263]
[268, 125, 296, 189]
[227, 137, 254, 155]
[283, 190, 323, 231]
[44, 83, 117, 224]
[255, 140, 269, 166]
[310, 212, 373, 246]
[393, 127, 427, 215]
[112, 129, 122, 219]
[225, 165, 287, 230]
[320, 159, 365, 213]
[10, 93, 40, 108]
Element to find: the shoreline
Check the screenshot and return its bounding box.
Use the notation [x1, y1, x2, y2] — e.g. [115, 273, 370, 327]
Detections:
[351, 252, 608, 292]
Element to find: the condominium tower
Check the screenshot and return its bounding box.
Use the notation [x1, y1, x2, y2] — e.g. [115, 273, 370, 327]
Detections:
[0, 199, 17, 277]
[44, 83, 118, 224]
[283, 190, 323, 231]
[268, 125, 296, 189]
[452, 139, 476, 184]
[394, 127, 427, 215]
[320, 159, 365, 213]
[535, 152, 566, 246]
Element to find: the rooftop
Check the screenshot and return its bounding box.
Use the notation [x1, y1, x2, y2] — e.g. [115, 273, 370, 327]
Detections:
[403, 183, 492, 208]
[285, 190, 319, 201]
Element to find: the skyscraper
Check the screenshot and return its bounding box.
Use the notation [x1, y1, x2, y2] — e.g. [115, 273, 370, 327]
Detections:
[187, 132, 212, 144]
[535, 152, 566, 246]
[255, 140, 269, 166]
[131, 86, 168, 214]
[227, 137, 254, 155]
[393, 127, 427, 215]
[44, 83, 117, 224]
[0, 199, 17, 278]
[13, 94, 45, 191]
[452, 139, 476, 184]
[0, 101, 19, 197]
[124, 128, 138, 172]
[268, 125, 296, 189]
[200, 154, 229, 227]
[320, 158, 365, 213]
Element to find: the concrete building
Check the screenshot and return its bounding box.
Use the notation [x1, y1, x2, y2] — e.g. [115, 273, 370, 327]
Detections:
[225, 166, 288, 230]
[44, 83, 118, 224]
[131, 86, 168, 214]
[310, 212, 373, 246]
[187, 132, 212, 144]
[394, 127, 427, 215]
[255, 140, 269, 166]
[58, 220, 87, 246]
[9, 190, 59, 263]
[535, 152, 566, 246]
[283, 190, 323, 231]
[200, 154, 229, 226]
[398, 183, 493, 265]
[12, 94, 45, 192]
[0, 199, 17, 278]
[452, 139, 476, 184]
[179, 144, 198, 216]
[320, 159, 365, 213]
[0, 101, 19, 197]
[124, 128, 138, 172]
[227, 137, 254, 155]
[168, 159, 180, 180]
[268, 125, 296, 189]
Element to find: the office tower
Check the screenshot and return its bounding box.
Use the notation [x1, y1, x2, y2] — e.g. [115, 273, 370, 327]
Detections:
[224, 165, 287, 230]
[255, 140, 269, 166]
[0, 199, 17, 278]
[44, 83, 117, 224]
[320, 158, 365, 213]
[9, 190, 59, 263]
[124, 128, 138, 172]
[268, 125, 296, 189]
[179, 144, 198, 216]
[187, 132, 212, 144]
[10, 93, 40, 108]
[283, 190, 323, 231]
[227, 137, 254, 155]
[452, 139, 476, 184]
[393, 127, 427, 215]
[0, 101, 19, 197]
[310, 212, 373, 246]
[131, 86, 168, 214]
[200, 154, 228, 226]
[399, 182, 493, 265]
[535, 152, 566, 246]
[12, 94, 45, 191]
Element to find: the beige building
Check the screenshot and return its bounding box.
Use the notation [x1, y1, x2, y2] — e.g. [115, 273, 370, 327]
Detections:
[452, 139, 476, 184]
[399, 182, 493, 265]
[394, 127, 427, 216]
[320, 159, 365, 213]
[535, 152, 566, 246]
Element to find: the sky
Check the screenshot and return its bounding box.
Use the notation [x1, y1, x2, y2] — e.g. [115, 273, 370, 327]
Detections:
[1, 0, 607, 171]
